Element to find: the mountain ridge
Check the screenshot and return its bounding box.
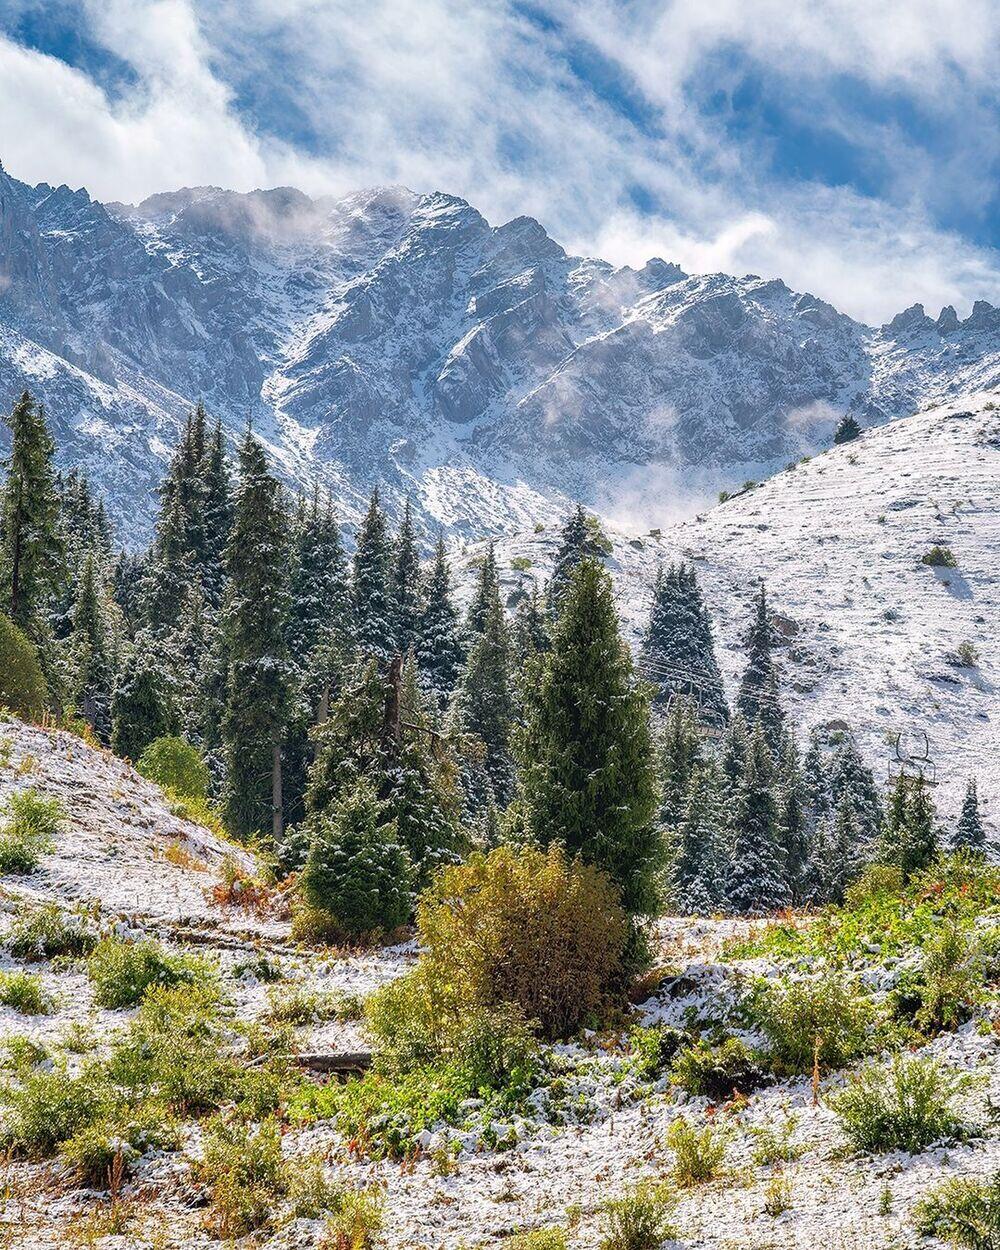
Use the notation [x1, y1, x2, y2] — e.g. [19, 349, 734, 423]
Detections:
[0, 165, 997, 544]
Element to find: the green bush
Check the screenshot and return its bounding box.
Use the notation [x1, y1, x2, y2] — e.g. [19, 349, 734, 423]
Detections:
[286, 1154, 343, 1219]
[0, 970, 51, 1015]
[86, 936, 206, 1008]
[671, 1037, 769, 1100]
[59, 1119, 140, 1188]
[599, 1181, 676, 1250]
[503, 1229, 568, 1250]
[915, 1172, 1000, 1249]
[748, 973, 875, 1074]
[915, 921, 983, 1034]
[7, 903, 98, 960]
[843, 863, 904, 908]
[0, 614, 47, 718]
[628, 1025, 686, 1080]
[196, 1116, 285, 1238]
[416, 843, 628, 1039]
[922, 545, 958, 568]
[750, 1115, 802, 1166]
[829, 1054, 971, 1154]
[1, 1064, 104, 1156]
[137, 735, 211, 800]
[667, 1117, 727, 1186]
[298, 778, 413, 939]
[0, 788, 63, 873]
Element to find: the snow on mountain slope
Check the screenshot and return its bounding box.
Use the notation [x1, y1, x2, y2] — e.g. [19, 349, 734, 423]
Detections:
[462, 394, 1000, 828]
[1, 165, 998, 545]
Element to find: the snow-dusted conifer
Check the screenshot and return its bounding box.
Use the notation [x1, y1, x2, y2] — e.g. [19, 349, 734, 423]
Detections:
[416, 535, 462, 711]
[727, 723, 789, 914]
[352, 488, 395, 661]
[953, 779, 985, 854]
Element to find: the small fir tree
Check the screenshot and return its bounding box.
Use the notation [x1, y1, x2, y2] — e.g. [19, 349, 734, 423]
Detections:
[352, 488, 395, 661]
[548, 505, 609, 610]
[953, 779, 985, 854]
[658, 697, 702, 829]
[640, 563, 727, 724]
[833, 414, 862, 445]
[416, 535, 463, 710]
[450, 596, 516, 810]
[776, 732, 810, 903]
[673, 762, 727, 914]
[389, 498, 423, 657]
[68, 549, 115, 740]
[465, 542, 500, 640]
[110, 647, 178, 761]
[736, 584, 785, 750]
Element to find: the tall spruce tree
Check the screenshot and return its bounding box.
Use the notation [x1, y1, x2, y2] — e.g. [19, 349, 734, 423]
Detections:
[803, 729, 832, 826]
[465, 542, 500, 639]
[658, 697, 702, 829]
[880, 774, 937, 881]
[390, 499, 423, 657]
[110, 646, 178, 761]
[776, 731, 810, 903]
[221, 433, 293, 841]
[727, 723, 790, 914]
[416, 535, 462, 711]
[736, 584, 785, 750]
[548, 505, 608, 611]
[352, 489, 394, 661]
[1, 391, 63, 637]
[640, 563, 727, 723]
[512, 581, 550, 664]
[200, 418, 231, 607]
[68, 549, 114, 740]
[828, 734, 882, 850]
[450, 595, 516, 809]
[288, 490, 348, 669]
[515, 558, 660, 915]
[954, 778, 986, 854]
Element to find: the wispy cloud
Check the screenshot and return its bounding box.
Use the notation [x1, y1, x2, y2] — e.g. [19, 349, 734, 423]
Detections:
[0, 0, 997, 323]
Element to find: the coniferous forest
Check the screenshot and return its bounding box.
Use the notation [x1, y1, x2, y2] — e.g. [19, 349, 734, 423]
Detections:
[0, 390, 983, 933]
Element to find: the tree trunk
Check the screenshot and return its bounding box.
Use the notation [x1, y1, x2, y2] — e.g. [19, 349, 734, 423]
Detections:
[271, 740, 283, 842]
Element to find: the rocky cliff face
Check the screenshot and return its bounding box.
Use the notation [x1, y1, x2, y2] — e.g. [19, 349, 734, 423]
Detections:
[0, 167, 997, 544]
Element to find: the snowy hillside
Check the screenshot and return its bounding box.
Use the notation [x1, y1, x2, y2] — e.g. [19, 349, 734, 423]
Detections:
[459, 394, 1000, 827]
[0, 167, 997, 544]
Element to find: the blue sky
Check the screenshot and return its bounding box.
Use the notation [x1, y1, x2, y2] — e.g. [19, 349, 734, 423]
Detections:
[0, 0, 998, 322]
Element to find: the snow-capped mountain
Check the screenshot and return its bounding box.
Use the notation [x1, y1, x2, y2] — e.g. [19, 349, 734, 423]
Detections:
[459, 394, 999, 827]
[0, 164, 998, 544]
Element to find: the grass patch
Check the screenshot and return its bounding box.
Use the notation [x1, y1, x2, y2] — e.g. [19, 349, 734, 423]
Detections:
[599, 1181, 676, 1250]
[0, 788, 64, 873]
[86, 936, 208, 1008]
[7, 902, 99, 960]
[667, 1117, 726, 1186]
[0, 970, 51, 1015]
[915, 1172, 1000, 1249]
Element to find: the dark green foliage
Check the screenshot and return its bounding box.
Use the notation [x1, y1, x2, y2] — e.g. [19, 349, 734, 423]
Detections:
[352, 488, 395, 661]
[640, 563, 727, 724]
[829, 1054, 969, 1154]
[671, 1037, 769, 1099]
[955, 779, 986, 854]
[68, 550, 114, 740]
[547, 505, 609, 611]
[658, 697, 702, 828]
[775, 733, 810, 902]
[416, 535, 463, 709]
[880, 775, 937, 881]
[833, 414, 862, 444]
[110, 646, 178, 761]
[451, 595, 516, 809]
[922, 544, 957, 568]
[1, 392, 64, 636]
[465, 542, 500, 639]
[390, 498, 423, 657]
[805, 797, 862, 904]
[287, 490, 348, 669]
[736, 585, 784, 750]
[299, 776, 412, 937]
[727, 724, 790, 914]
[828, 734, 882, 848]
[672, 761, 726, 914]
[515, 558, 661, 916]
[512, 581, 550, 664]
[0, 613, 47, 717]
[221, 433, 293, 840]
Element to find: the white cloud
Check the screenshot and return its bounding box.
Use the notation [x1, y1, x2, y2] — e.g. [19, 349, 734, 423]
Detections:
[0, 0, 997, 323]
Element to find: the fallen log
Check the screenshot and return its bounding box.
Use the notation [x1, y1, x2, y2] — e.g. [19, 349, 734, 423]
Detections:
[293, 1051, 373, 1076]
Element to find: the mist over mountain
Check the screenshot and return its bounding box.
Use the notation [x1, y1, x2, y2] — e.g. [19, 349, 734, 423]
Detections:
[0, 165, 997, 545]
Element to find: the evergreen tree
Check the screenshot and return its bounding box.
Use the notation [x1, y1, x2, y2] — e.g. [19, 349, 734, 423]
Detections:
[451, 595, 516, 809]
[802, 729, 832, 826]
[352, 488, 394, 661]
[299, 775, 412, 936]
[1, 391, 63, 636]
[512, 580, 550, 664]
[727, 723, 789, 914]
[640, 563, 727, 724]
[954, 778, 986, 854]
[221, 433, 293, 841]
[719, 713, 750, 795]
[736, 585, 785, 750]
[113, 551, 146, 631]
[515, 558, 661, 916]
[288, 489, 348, 669]
[672, 762, 726, 914]
[828, 734, 882, 849]
[68, 550, 114, 740]
[416, 535, 463, 711]
[776, 732, 810, 903]
[880, 775, 937, 881]
[658, 697, 702, 829]
[805, 799, 859, 905]
[465, 542, 500, 639]
[833, 414, 862, 445]
[110, 646, 178, 761]
[200, 418, 231, 607]
[390, 498, 423, 657]
[548, 505, 608, 610]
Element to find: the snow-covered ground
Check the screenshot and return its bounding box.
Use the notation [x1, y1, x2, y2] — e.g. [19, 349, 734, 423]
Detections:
[454, 392, 1000, 830]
